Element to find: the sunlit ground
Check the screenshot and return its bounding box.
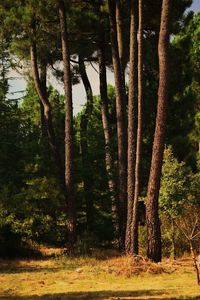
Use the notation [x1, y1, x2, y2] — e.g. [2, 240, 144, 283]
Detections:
[0, 249, 200, 300]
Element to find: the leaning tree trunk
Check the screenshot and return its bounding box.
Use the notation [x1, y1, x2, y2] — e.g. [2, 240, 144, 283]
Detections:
[58, 0, 76, 255]
[146, 0, 171, 262]
[79, 55, 94, 233]
[108, 0, 127, 250]
[98, 32, 119, 241]
[131, 0, 143, 255]
[125, 0, 138, 254]
[30, 43, 64, 187]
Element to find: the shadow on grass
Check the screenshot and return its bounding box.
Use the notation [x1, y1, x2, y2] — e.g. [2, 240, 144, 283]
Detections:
[0, 266, 63, 274]
[0, 290, 200, 300]
[0, 250, 120, 274]
[0, 259, 77, 274]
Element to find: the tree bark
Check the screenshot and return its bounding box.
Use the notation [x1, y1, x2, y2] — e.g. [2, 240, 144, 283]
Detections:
[125, 0, 138, 254]
[79, 55, 94, 233]
[116, 0, 126, 103]
[58, 0, 76, 255]
[146, 0, 171, 262]
[171, 218, 176, 260]
[30, 43, 64, 187]
[116, 0, 125, 72]
[39, 62, 47, 138]
[108, 0, 127, 250]
[98, 32, 119, 241]
[131, 0, 143, 255]
[189, 239, 200, 285]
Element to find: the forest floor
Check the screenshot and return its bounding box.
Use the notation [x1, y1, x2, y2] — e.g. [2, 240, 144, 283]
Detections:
[0, 248, 200, 300]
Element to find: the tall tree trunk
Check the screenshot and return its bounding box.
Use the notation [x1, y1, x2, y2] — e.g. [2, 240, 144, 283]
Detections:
[30, 43, 64, 186]
[108, 0, 127, 250]
[58, 0, 76, 255]
[98, 32, 119, 241]
[125, 0, 138, 254]
[131, 0, 143, 255]
[79, 55, 94, 233]
[146, 0, 171, 262]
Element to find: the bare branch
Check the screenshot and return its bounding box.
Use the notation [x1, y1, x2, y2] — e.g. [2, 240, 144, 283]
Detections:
[192, 231, 200, 240]
[175, 221, 190, 240]
[90, 61, 99, 74]
[190, 217, 198, 239]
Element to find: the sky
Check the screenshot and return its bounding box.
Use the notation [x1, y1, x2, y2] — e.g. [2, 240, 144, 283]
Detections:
[190, 0, 200, 11]
[8, 0, 200, 115]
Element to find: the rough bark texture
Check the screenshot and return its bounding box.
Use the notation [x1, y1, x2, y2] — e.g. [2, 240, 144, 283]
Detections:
[146, 0, 171, 262]
[125, 0, 137, 254]
[30, 44, 64, 187]
[108, 0, 127, 250]
[79, 55, 94, 232]
[98, 33, 119, 240]
[131, 0, 143, 255]
[58, 0, 76, 255]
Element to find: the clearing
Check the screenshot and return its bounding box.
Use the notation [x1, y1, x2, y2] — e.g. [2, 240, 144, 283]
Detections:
[0, 249, 200, 300]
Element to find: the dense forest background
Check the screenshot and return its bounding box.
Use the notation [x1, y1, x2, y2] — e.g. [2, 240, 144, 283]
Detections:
[0, 0, 199, 262]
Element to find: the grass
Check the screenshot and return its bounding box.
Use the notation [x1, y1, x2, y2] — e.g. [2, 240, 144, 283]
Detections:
[0, 249, 200, 300]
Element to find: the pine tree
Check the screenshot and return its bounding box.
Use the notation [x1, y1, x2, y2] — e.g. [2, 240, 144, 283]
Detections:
[146, 0, 171, 262]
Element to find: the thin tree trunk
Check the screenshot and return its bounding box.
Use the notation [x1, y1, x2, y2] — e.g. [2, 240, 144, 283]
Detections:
[189, 239, 200, 285]
[146, 0, 171, 262]
[58, 0, 76, 255]
[116, 0, 126, 102]
[171, 218, 176, 260]
[39, 62, 47, 138]
[79, 55, 94, 232]
[116, 0, 125, 72]
[98, 33, 119, 241]
[115, 0, 128, 197]
[131, 0, 143, 255]
[30, 43, 64, 186]
[125, 0, 137, 254]
[108, 0, 127, 250]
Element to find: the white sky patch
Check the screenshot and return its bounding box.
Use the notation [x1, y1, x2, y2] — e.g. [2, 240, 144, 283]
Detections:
[7, 69, 26, 100]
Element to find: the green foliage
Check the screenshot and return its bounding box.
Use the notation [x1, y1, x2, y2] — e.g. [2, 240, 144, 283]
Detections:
[160, 147, 200, 257]
[168, 12, 200, 167]
[74, 85, 117, 242]
[0, 0, 199, 258]
[160, 147, 190, 218]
